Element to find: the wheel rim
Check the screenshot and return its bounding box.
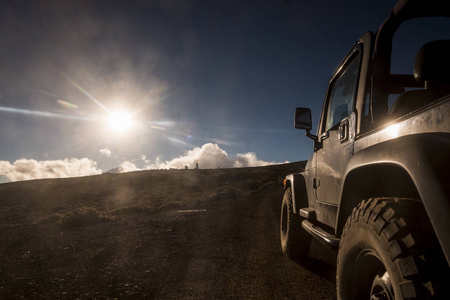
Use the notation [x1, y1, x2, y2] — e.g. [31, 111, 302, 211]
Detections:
[370, 271, 394, 300]
[353, 250, 395, 300]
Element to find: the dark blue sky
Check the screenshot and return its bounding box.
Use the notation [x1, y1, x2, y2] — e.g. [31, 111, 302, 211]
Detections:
[0, 0, 448, 180]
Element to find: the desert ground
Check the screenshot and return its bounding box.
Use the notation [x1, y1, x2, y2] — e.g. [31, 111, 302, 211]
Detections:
[0, 162, 337, 299]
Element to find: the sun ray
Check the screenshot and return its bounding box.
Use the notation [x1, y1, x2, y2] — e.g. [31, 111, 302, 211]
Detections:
[57, 99, 78, 110]
[63, 75, 110, 113]
[0, 105, 95, 121]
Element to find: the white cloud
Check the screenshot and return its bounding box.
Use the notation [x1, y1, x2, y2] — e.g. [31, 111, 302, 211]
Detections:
[119, 143, 287, 172]
[119, 161, 139, 172]
[99, 148, 112, 157]
[151, 143, 231, 169]
[234, 152, 274, 168]
[0, 158, 102, 182]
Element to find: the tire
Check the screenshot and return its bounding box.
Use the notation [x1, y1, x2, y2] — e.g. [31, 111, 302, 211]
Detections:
[280, 187, 311, 260]
[337, 198, 449, 300]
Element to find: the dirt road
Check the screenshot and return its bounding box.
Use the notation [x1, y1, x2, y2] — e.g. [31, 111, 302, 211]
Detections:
[0, 163, 337, 299]
[137, 187, 337, 299]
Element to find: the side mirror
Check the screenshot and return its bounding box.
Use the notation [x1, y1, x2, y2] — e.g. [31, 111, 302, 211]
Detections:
[295, 107, 312, 130]
[295, 107, 317, 141]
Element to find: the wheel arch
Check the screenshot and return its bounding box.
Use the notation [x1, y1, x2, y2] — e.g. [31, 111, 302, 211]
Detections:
[336, 133, 450, 265]
[284, 173, 308, 215]
[336, 163, 419, 237]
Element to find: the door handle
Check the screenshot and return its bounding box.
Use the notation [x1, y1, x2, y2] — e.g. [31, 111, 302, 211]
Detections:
[339, 119, 349, 142]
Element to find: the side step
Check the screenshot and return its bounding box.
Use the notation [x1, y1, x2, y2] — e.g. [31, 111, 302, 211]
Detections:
[301, 220, 340, 250]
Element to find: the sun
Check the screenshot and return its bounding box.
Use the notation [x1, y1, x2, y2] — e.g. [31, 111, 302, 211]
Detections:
[106, 110, 134, 134]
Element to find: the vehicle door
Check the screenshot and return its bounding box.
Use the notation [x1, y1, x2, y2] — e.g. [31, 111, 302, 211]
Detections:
[315, 47, 361, 207]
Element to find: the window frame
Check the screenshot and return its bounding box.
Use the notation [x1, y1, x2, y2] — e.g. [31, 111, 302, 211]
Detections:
[319, 47, 362, 136]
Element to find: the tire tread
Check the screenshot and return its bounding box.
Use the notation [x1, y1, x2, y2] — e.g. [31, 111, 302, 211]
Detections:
[280, 187, 311, 260]
[337, 198, 449, 299]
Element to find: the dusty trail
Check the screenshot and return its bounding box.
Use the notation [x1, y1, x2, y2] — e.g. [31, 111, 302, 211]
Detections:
[144, 187, 337, 299]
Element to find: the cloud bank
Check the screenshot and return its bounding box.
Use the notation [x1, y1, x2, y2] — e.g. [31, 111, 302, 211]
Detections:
[0, 144, 287, 181]
[119, 143, 286, 172]
[0, 158, 102, 182]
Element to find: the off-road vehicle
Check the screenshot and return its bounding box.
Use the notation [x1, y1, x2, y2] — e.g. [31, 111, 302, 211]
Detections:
[280, 0, 450, 298]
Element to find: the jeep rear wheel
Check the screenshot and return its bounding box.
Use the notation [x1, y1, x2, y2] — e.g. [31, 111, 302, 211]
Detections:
[280, 187, 311, 260]
[337, 198, 449, 300]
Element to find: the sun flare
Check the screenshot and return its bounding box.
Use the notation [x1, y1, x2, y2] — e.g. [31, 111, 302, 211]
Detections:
[107, 110, 134, 133]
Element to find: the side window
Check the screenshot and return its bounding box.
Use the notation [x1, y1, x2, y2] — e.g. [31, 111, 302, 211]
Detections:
[324, 53, 361, 132]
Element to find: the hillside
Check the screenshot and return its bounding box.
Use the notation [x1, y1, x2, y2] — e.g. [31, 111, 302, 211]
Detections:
[0, 161, 337, 299]
[0, 162, 304, 224]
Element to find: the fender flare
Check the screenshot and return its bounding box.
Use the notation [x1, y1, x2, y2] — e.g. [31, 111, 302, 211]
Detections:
[337, 133, 450, 264]
[284, 173, 308, 215]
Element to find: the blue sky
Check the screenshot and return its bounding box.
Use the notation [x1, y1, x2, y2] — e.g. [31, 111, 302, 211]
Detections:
[0, 0, 446, 181]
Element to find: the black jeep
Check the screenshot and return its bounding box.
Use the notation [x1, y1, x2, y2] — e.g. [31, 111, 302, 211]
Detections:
[280, 0, 450, 299]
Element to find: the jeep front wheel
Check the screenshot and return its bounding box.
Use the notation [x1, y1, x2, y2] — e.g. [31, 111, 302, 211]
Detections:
[280, 187, 311, 260]
[337, 198, 448, 300]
